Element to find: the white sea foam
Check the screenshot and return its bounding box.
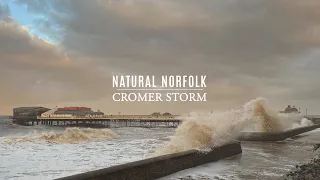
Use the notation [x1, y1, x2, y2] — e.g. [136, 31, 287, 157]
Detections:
[155, 97, 313, 155]
[3, 127, 118, 144]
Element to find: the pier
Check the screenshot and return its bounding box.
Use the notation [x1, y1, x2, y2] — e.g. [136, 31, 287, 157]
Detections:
[11, 106, 320, 128]
[12, 106, 182, 128]
[13, 115, 182, 128]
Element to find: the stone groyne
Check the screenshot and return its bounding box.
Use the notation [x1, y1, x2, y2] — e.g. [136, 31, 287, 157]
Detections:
[238, 124, 320, 141]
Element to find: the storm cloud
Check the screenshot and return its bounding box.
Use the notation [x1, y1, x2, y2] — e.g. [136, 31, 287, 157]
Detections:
[1, 0, 320, 114]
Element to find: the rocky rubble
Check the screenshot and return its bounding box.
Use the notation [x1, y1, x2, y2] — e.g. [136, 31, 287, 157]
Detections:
[284, 144, 320, 180]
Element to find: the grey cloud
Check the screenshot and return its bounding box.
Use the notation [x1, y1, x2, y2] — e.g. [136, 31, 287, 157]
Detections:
[0, 21, 113, 110]
[28, 0, 319, 75]
[2, 0, 320, 114]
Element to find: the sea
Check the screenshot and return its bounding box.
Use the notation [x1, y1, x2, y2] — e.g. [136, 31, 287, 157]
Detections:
[1, 98, 319, 180]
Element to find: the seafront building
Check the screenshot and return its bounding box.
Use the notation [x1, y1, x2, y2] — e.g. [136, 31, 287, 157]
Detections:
[42, 107, 104, 116]
[13, 107, 51, 117]
[284, 105, 299, 113]
[279, 105, 299, 114]
[12, 106, 104, 125]
[12, 107, 51, 125]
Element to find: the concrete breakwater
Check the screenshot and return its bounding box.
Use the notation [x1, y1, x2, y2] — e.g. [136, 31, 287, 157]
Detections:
[55, 142, 242, 180]
[238, 124, 320, 141]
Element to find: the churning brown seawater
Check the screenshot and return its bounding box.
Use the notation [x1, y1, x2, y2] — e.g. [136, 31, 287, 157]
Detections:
[0, 98, 318, 180]
[0, 120, 174, 180]
[3, 127, 118, 144]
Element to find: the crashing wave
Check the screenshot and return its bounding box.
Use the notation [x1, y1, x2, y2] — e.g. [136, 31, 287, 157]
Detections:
[3, 127, 118, 144]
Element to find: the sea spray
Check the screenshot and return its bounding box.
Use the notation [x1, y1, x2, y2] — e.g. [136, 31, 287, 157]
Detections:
[3, 127, 118, 144]
[154, 110, 252, 156]
[155, 97, 313, 155]
[291, 118, 314, 129]
[246, 98, 284, 132]
[245, 98, 313, 132]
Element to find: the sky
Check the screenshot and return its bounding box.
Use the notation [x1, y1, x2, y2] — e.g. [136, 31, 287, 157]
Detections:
[0, 0, 320, 115]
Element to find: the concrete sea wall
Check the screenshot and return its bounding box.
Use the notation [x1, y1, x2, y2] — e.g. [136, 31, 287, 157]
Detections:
[239, 124, 320, 141]
[55, 142, 242, 180]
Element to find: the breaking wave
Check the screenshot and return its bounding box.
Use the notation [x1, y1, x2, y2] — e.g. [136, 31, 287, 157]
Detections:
[245, 98, 313, 132]
[154, 107, 252, 155]
[3, 127, 118, 144]
[155, 97, 313, 155]
[291, 118, 314, 129]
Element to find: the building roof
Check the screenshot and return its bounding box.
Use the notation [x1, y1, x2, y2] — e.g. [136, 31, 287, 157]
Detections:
[14, 106, 43, 110]
[13, 107, 50, 111]
[54, 109, 104, 115]
[41, 108, 58, 115]
[151, 112, 161, 116]
[163, 112, 172, 116]
[58, 107, 91, 111]
[284, 105, 299, 113]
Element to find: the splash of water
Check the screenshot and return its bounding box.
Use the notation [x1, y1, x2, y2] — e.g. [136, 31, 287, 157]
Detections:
[246, 98, 284, 132]
[154, 109, 252, 155]
[155, 97, 313, 155]
[3, 127, 118, 144]
[291, 118, 314, 129]
[245, 98, 313, 132]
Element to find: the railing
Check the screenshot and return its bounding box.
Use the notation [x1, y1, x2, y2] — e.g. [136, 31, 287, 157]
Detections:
[37, 115, 181, 120]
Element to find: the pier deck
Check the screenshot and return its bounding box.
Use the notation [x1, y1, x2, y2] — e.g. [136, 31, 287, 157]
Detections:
[13, 115, 182, 128]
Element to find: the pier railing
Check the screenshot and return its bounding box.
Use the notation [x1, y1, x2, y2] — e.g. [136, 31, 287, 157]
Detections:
[23, 114, 182, 128]
[37, 114, 181, 121]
